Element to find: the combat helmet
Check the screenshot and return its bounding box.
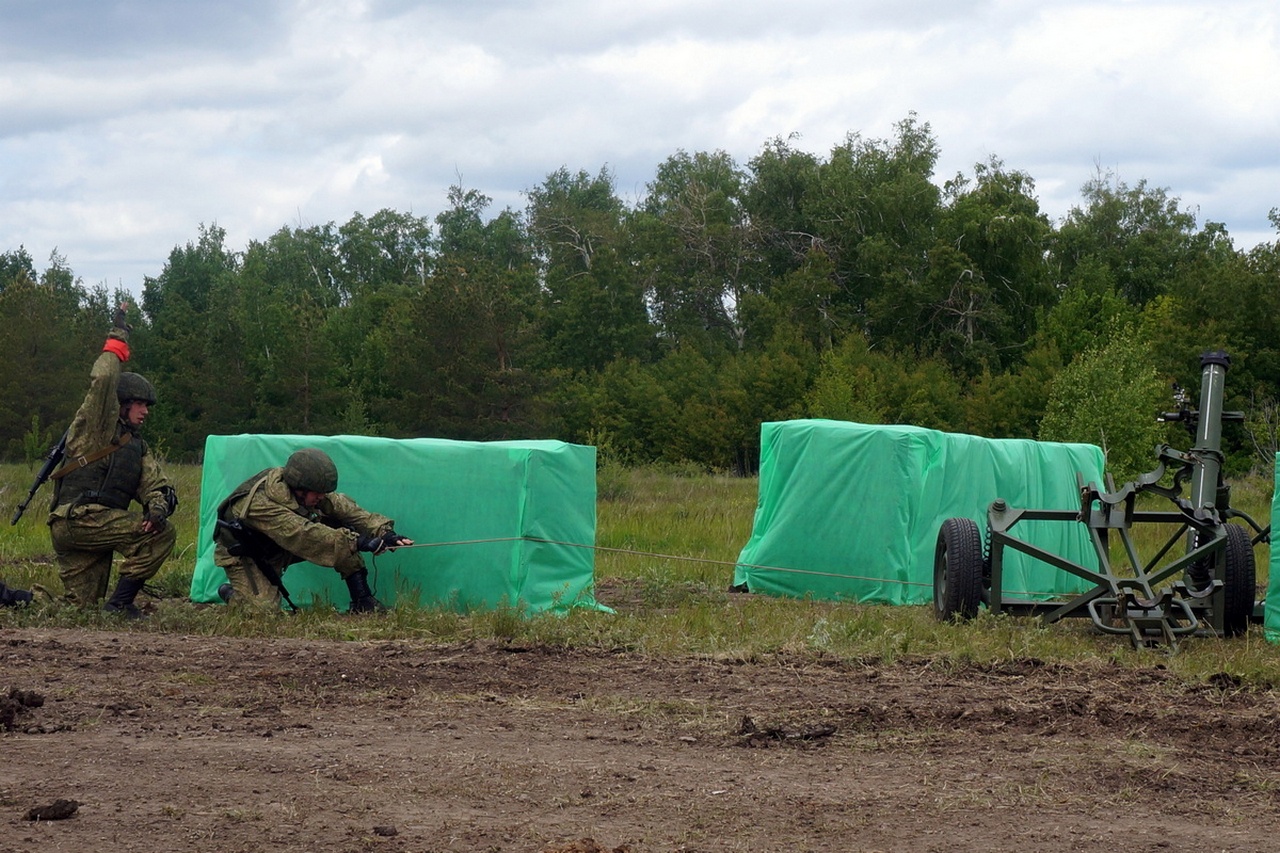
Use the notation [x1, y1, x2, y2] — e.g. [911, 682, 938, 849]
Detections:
[282, 448, 339, 493]
[117, 372, 157, 405]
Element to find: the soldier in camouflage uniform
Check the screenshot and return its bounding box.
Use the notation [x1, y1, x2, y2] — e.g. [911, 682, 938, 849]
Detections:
[47, 305, 179, 616]
[212, 448, 412, 613]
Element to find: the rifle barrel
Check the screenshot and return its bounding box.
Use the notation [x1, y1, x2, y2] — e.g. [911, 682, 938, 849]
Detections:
[10, 431, 68, 525]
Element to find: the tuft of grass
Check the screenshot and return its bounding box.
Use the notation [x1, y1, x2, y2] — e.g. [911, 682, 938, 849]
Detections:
[480, 601, 528, 641]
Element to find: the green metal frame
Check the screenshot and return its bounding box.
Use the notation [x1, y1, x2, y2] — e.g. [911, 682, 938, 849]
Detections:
[958, 351, 1269, 650]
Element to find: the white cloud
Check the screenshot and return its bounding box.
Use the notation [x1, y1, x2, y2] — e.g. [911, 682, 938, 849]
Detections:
[1, 0, 1277, 289]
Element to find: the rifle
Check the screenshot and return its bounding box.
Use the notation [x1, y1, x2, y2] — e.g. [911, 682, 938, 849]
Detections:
[11, 431, 69, 525]
[214, 519, 300, 612]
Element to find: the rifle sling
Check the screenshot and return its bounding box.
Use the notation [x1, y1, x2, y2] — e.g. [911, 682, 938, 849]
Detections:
[50, 433, 132, 481]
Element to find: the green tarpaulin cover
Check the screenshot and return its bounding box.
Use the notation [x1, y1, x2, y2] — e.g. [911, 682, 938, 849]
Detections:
[734, 420, 1106, 605]
[190, 434, 605, 613]
[1265, 458, 1280, 643]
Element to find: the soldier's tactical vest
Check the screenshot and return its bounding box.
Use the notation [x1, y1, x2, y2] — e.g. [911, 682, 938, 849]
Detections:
[53, 430, 146, 511]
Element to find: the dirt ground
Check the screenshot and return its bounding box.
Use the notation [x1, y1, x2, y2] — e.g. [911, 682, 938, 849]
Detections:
[4, 610, 1280, 853]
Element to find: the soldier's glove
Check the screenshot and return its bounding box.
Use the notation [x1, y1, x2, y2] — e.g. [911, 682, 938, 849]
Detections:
[143, 507, 169, 533]
[356, 534, 387, 555]
[143, 487, 178, 533]
[104, 302, 132, 360]
[112, 302, 133, 332]
[379, 530, 410, 550]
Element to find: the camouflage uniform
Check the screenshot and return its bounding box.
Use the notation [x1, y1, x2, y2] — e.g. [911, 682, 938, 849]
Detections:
[213, 466, 394, 611]
[47, 326, 177, 608]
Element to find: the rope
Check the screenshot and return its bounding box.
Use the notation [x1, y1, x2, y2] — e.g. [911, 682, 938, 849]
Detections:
[386, 536, 1070, 599]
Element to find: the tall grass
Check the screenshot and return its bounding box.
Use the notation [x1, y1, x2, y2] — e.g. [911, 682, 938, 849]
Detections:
[1, 460, 1278, 686]
[595, 464, 759, 588]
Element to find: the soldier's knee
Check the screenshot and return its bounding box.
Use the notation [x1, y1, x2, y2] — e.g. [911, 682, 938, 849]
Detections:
[152, 522, 179, 550]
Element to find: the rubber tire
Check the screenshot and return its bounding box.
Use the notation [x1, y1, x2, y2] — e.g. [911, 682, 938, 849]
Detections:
[1220, 523, 1257, 638]
[934, 517, 985, 621]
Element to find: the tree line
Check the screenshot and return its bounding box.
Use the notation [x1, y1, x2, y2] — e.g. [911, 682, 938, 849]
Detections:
[4, 114, 1279, 480]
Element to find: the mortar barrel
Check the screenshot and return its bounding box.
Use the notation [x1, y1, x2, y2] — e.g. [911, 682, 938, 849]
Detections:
[1189, 350, 1230, 513]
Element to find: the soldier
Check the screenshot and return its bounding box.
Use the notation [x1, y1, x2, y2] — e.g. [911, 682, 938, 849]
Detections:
[47, 304, 178, 617]
[212, 447, 412, 613]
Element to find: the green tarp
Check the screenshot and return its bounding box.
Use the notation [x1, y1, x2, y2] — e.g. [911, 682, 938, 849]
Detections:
[734, 420, 1106, 605]
[190, 434, 605, 613]
[1266, 457, 1280, 643]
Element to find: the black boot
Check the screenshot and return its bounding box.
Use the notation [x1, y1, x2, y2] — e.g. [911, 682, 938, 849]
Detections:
[344, 569, 386, 613]
[103, 576, 147, 618]
[217, 583, 234, 604]
[0, 581, 33, 608]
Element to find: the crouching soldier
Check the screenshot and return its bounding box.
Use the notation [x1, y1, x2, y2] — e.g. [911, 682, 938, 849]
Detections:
[48, 304, 178, 617]
[212, 448, 412, 613]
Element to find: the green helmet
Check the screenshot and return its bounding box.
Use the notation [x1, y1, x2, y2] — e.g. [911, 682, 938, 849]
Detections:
[282, 448, 339, 493]
[117, 372, 157, 405]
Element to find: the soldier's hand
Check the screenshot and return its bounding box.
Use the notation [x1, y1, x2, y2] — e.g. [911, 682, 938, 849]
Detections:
[380, 531, 413, 550]
[356, 534, 387, 554]
[112, 301, 133, 332]
[142, 490, 176, 534]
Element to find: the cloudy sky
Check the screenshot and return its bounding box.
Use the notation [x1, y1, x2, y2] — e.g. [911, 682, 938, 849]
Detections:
[3, 0, 1278, 292]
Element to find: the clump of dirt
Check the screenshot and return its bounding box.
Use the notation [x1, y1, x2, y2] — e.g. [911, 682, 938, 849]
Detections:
[735, 713, 837, 746]
[0, 686, 44, 731]
[25, 799, 79, 821]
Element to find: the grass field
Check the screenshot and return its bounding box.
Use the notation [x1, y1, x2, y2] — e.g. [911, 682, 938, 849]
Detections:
[1, 459, 1278, 686]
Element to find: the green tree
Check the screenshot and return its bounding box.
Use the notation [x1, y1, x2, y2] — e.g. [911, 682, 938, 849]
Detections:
[962, 341, 1064, 439]
[526, 166, 652, 371]
[375, 187, 543, 439]
[0, 252, 104, 458]
[139, 224, 249, 457]
[745, 134, 823, 282]
[553, 358, 677, 463]
[0, 247, 37, 293]
[336, 209, 434, 299]
[743, 246, 841, 353]
[865, 159, 1054, 376]
[645, 330, 812, 473]
[1051, 171, 1203, 307]
[806, 114, 941, 335]
[1036, 256, 1137, 367]
[1039, 321, 1167, 482]
[633, 149, 760, 353]
[237, 224, 348, 434]
[804, 333, 963, 431]
[804, 333, 891, 423]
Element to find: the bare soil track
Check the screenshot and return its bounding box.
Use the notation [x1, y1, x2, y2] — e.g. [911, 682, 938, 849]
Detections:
[4, 624, 1280, 853]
